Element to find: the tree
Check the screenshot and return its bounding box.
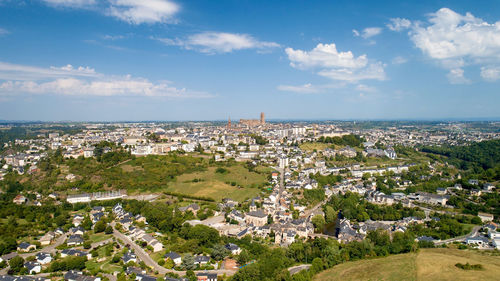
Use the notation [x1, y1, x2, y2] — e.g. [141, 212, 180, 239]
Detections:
[237, 250, 250, 265]
[182, 254, 196, 270]
[311, 257, 324, 274]
[9, 256, 24, 273]
[325, 206, 336, 223]
[83, 241, 92, 249]
[81, 216, 92, 230]
[94, 220, 106, 233]
[105, 225, 113, 234]
[311, 215, 325, 232]
[211, 244, 229, 261]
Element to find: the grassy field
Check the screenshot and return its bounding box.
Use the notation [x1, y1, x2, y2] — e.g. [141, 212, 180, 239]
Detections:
[314, 252, 417, 281]
[300, 142, 331, 152]
[88, 233, 112, 243]
[166, 165, 269, 202]
[314, 248, 500, 281]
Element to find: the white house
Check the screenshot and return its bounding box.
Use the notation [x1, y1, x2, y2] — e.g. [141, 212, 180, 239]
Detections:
[164, 252, 182, 265]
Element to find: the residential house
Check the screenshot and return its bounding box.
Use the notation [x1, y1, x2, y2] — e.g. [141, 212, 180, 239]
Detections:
[17, 242, 36, 252]
[164, 252, 182, 266]
[35, 253, 52, 265]
[66, 235, 84, 246]
[39, 232, 55, 246]
[196, 273, 218, 281]
[194, 255, 210, 266]
[225, 243, 241, 255]
[13, 195, 27, 205]
[64, 270, 101, 281]
[245, 209, 267, 227]
[24, 261, 41, 274]
[122, 251, 137, 264]
[478, 212, 494, 222]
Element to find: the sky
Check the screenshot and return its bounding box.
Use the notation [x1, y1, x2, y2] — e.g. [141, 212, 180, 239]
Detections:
[0, 0, 500, 121]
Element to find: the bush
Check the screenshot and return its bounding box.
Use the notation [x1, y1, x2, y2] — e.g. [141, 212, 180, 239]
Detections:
[455, 262, 483, 270]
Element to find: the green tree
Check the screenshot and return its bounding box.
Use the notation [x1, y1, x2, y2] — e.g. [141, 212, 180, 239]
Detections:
[9, 256, 24, 273]
[211, 244, 229, 261]
[311, 215, 326, 232]
[182, 254, 196, 270]
[94, 220, 106, 233]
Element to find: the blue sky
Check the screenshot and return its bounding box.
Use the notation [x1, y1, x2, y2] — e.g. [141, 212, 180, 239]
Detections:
[0, 0, 500, 121]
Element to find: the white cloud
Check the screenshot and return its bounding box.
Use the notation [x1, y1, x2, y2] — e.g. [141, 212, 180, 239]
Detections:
[277, 83, 319, 94]
[102, 34, 126, 40]
[285, 43, 367, 69]
[408, 8, 500, 82]
[0, 62, 98, 80]
[41, 0, 179, 24]
[41, 0, 96, 7]
[361, 27, 382, 39]
[0, 61, 211, 98]
[318, 62, 386, 82]
[108, 0, 179, 24]
[156, 32, 280, 53]
[353, 27, 382, 42]
[392, 56, 408, 64]
[285, 43, 386, 82]
[356, 84, 377, 93]
[446, 68, 470, 84]
[0, 27, 9, 36]
[387, 18, 411, 31]
[481, 66, 500, 82]
[411, 8, 500, 61]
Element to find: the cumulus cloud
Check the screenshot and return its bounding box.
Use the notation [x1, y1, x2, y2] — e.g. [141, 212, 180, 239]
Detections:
[156, 32, 280, 53]
[108, 0, 179, 24]
[285, 43, 367, 69]
[353, 27, 382, 44]
[0, 61, 211, 98]
[387, 18, 411, 31]
[408, 8, 500, 82]
[446, 68, 470, 84]
[481, 66, 500, 82]
[285, 43, 386, 82]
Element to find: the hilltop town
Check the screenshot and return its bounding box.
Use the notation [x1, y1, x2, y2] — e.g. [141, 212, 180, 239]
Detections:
[0, 119, 499, 281]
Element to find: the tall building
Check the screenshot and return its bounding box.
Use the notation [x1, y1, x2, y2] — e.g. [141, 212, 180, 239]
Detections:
[240, 112, 266, 127]
[227, 117, 231, 130]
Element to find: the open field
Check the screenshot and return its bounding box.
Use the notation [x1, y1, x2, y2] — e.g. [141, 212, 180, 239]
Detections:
[314, 252, 417, 281]
[166, 165, 269, 201]
[299, 142, 331, 152]
[314, 248, 500, 281]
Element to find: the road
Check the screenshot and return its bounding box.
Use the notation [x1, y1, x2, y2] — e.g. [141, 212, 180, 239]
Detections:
[288, 264, 311, 275]
[0, 233, 68, 275]
[110, 223, 236, 277]
[434, 225, 481, 245]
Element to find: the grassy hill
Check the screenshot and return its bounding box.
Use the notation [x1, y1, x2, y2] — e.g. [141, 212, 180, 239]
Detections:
[314, 248, 500, 281]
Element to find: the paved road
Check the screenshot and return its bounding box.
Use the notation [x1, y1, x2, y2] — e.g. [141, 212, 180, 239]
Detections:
[435, 226, 481, 245]
[0, 233, 68, 275]
[125, 194, 160, 202]
[110, 223, 236, 277]
[288, 264, 311, 275]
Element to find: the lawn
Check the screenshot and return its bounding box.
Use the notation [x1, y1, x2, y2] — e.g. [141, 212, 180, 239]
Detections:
[314, 248, 500, 281]
[300, 142, 331, 152]
[314, 252, 417, 281]
[88, 233, 112, 243]
[166, 165, 267, 202]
